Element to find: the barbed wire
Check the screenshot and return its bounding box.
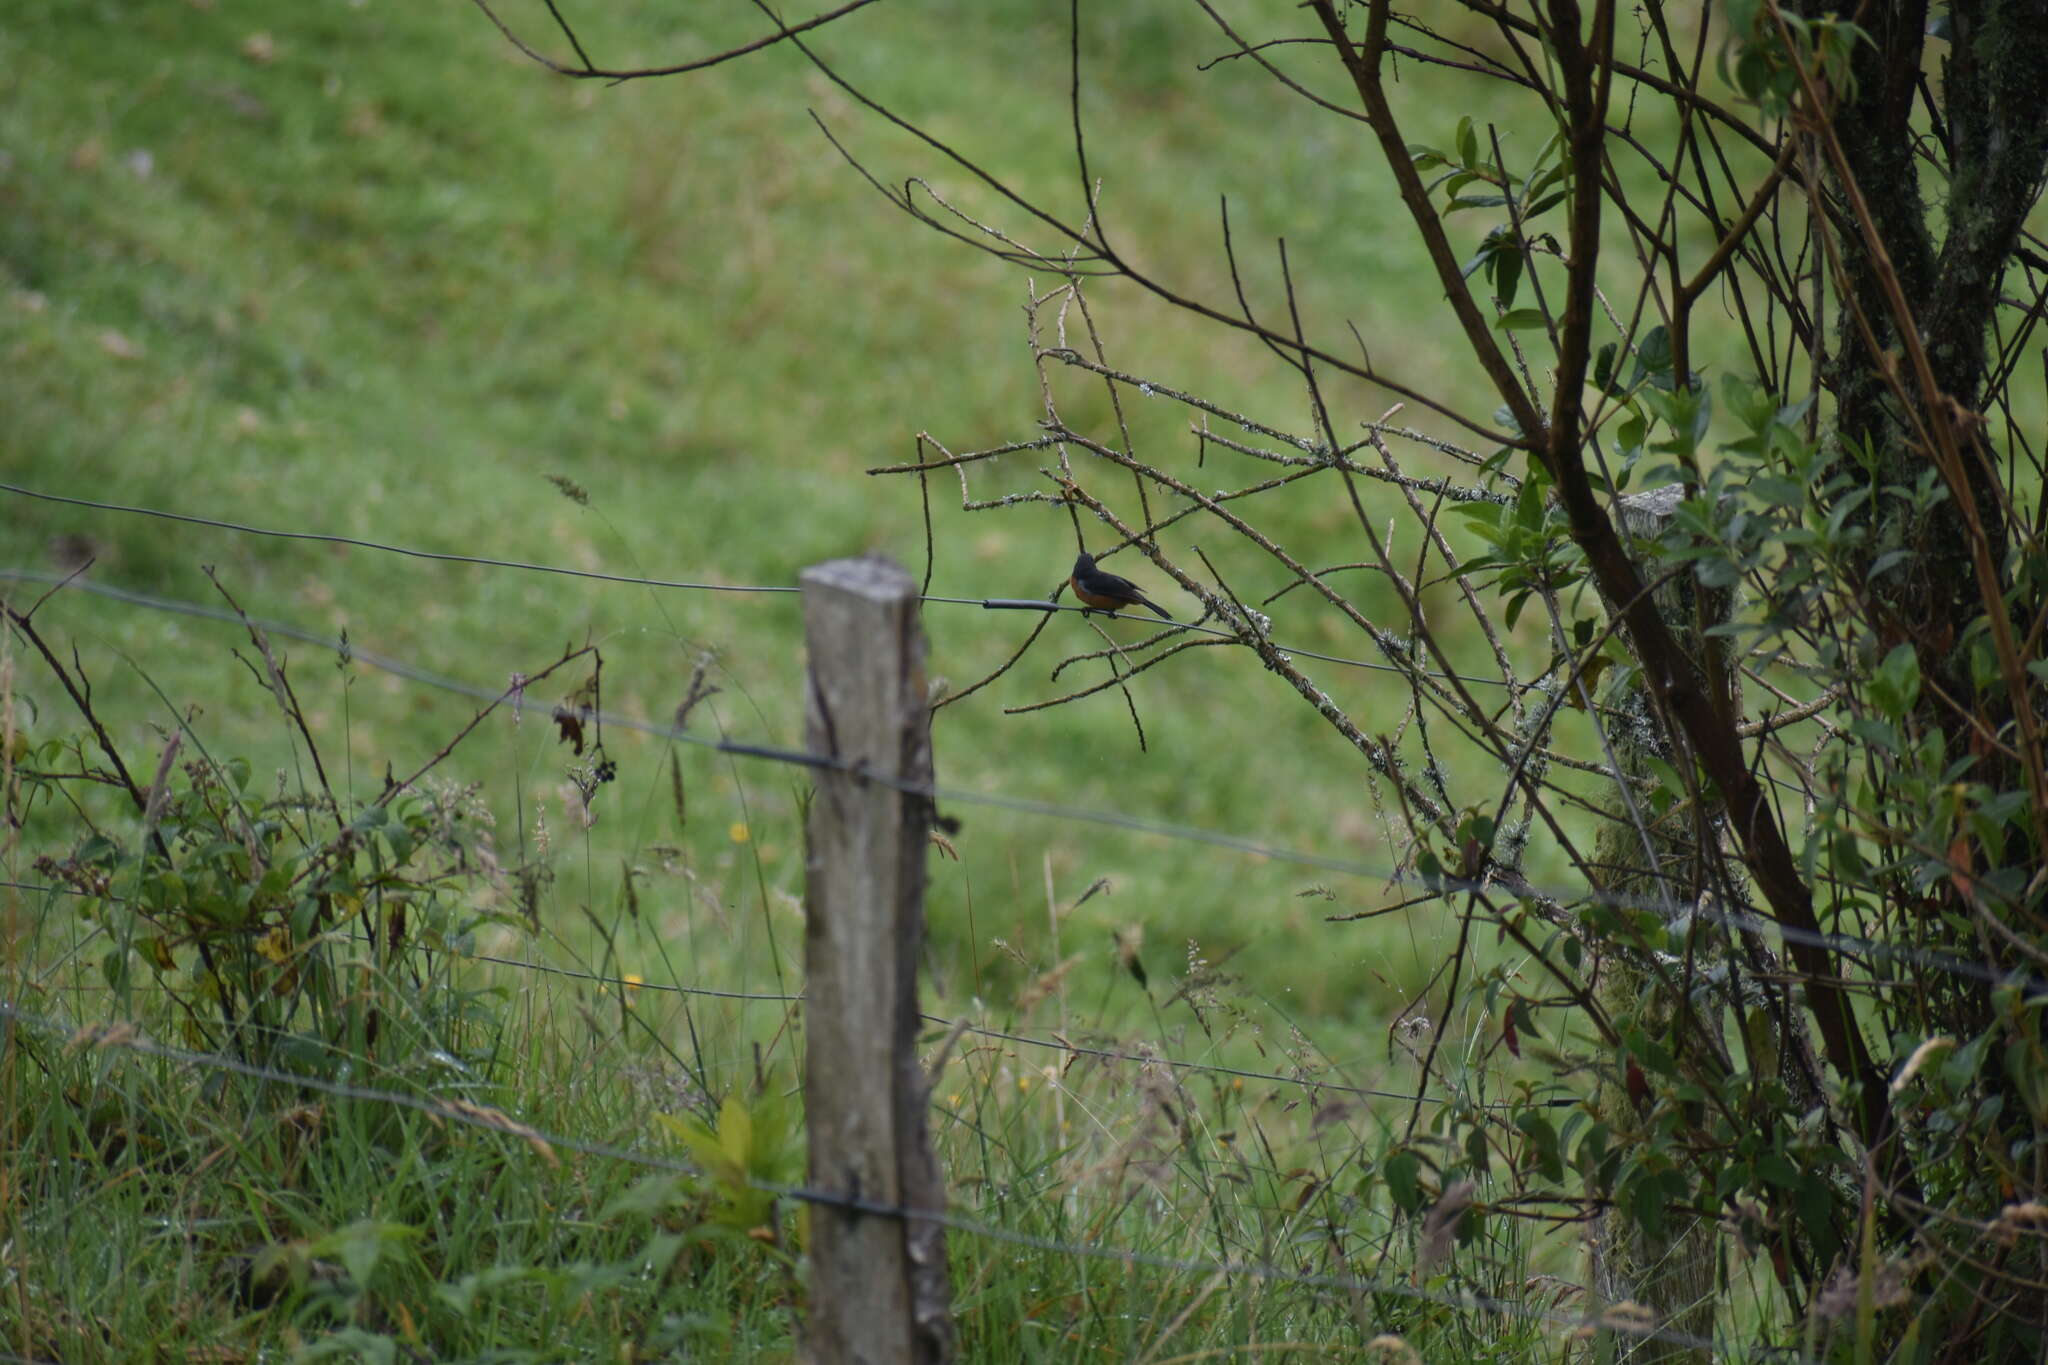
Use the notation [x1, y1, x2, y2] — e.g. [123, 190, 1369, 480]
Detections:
[0, 878, 1544, 1110]
[4, 574, 2041, 997]
[0, 528, 1832, 810]
[2, 482, 804, 596]
[0, 997, 1751, 1359]
[11, 857, 2038, 1144]
[0, 537, 2022, 1358]
[0, 569, 1553, 882]
[373, 939, 1496, 1105]
[2, 483, 1509, 685]
[944, 1016, 1580, 1111]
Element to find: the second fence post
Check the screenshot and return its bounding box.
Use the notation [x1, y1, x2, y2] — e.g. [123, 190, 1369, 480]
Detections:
[798, 556, 953, 1365]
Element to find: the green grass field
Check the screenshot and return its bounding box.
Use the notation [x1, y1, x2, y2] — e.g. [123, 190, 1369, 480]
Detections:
[0, 0, 1524, 1009]
[1, 2, 1743, 1359]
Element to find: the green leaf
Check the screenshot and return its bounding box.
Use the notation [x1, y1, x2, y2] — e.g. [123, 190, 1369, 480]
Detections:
[1492, 248, 1523, 308]
[1512, 475, 1549, 531]
[1796, 1170, 1842, 1266]
[1720, 371, 1777, 433]
[1748, 475, 1805, 508]
[1628, 1033, 1679, 1078]
[1868, 644, 1921, 719]
[657, 1111, 740, 1183]
[1693, 556, 1744, 589]
[436, 1265, 543, 1315]
[1465, 1124, 1491, 1173]
[601, 1174, 690, 1221]
[1970, 637, 2002, 692]
[1449, 501, 1507, 534]
[1757, 1150, 1801, 1188]
[2003, 1037, 2048, 1121]
[1629, 1167, 1669, 1239]
[1515, 1111, 1564, 1182]
[1459, 236, 1500, 281]
[1643, 383, 1711, 459]
[309, 1220, 418, 1291]
[1943, 1030, 1992, 1088]
[1415, 847, 1445, 891]
[1741, 1007, 1780, 1082]
[1825, 486, 1872, 540]
[1632, 325, 1673, 382]
[1384, 1149, 1423, 1214]
[1775, 392, 1816, 429]
[718, 1094, 754, 1169]
[1493, 308, 1548, 332]
[1614, 409, 1647, 457]
[1592, 342, 1617, 393]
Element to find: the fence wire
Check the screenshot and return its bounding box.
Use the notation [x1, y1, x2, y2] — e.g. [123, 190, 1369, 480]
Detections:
[3, 480, 1507, 683]
[0, 998, 1754, 1360]
[4, 567, 2039, 999]
[1, 497, 2022, 1358]
[0, 878, 1547, 1111]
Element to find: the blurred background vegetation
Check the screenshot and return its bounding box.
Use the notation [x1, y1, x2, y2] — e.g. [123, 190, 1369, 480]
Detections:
[0, 0, 1576, 1040]
[0, 2, 1770, 1358]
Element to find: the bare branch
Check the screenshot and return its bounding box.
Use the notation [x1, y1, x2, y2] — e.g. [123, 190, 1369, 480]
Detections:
[468, 0, 882, 82]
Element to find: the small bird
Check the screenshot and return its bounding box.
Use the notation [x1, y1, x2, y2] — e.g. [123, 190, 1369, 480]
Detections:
[1070, 551, 1173, 620]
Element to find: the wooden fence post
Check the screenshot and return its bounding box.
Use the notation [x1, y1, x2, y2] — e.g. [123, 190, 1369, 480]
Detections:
[799, 556, 953, 1365]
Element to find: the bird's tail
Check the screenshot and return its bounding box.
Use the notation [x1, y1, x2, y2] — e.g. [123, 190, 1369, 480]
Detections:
[1139, 597, 1173, 621]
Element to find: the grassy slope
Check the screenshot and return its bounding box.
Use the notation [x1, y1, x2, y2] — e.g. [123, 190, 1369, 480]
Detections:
[0, 2, 1735, 1358]
[0, 0, 1557, 1027]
